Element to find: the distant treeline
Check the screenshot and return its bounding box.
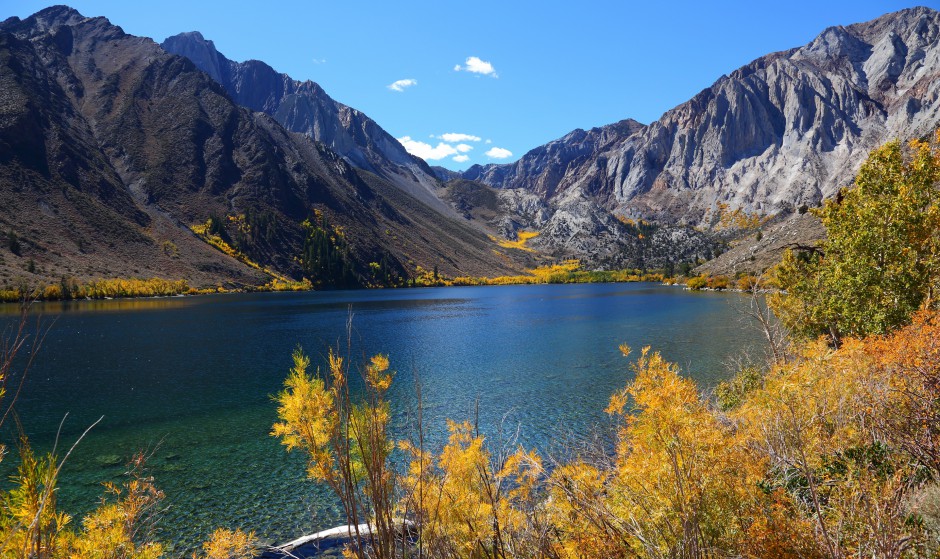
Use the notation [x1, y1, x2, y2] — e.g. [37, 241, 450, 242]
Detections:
[411, 260, 666, 288]
[0, 277, 193, 303]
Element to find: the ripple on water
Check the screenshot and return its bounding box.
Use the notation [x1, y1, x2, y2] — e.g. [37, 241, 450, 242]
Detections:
[1, 284, 763, 551]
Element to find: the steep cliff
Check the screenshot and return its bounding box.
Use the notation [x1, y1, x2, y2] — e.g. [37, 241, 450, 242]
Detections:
[460, 7, 940, 263]
[161, 31, 450, 215]
[0, 7, 518, 289]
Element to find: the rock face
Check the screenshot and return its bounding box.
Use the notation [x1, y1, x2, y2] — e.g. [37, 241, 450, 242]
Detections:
[694, 213, 828, 278]
[0, 7, 518, 288]
[161, 32, 450, 215]
[441, 179, 717, 270]
[442, 118, 720, 268]
[463, 119, 646, 202]
[459, 7, 940, 261]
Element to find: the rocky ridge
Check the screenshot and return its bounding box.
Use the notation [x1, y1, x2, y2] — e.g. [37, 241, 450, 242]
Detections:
[455, 7, 940, 266]
[694, 212, 828, 278]
[160, 31, 450, 216]
[0, 6, 519, 289]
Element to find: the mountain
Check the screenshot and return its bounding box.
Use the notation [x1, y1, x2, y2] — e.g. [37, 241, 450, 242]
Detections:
[0, 6, 519, 290]
[6, 7, 935, 285]
[443, 119, 719, 269]
[160, 31, 450, 216]
[462, 119, 647, 201]
[160, 30, 722, 270]
[456, 7, 940, 262]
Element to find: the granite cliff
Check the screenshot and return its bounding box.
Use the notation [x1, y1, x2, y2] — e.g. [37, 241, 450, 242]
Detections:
[455, 7, 940, 265]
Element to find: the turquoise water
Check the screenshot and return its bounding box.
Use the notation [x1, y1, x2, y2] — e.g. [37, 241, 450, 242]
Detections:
[0, 283, 764, 553]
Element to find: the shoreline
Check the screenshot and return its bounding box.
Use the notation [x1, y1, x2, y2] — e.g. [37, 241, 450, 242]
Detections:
[0, 268, 767, 307]
[0, 267, 672, 305]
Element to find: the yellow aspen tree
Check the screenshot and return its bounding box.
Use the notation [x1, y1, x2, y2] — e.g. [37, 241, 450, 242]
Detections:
[272, 347, 398, 559]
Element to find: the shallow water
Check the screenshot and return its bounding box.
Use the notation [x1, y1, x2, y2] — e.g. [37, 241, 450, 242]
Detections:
[0, 283, 765, 553]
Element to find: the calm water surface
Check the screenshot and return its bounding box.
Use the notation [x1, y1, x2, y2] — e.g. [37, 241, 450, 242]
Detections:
[1, 283, 764, 553]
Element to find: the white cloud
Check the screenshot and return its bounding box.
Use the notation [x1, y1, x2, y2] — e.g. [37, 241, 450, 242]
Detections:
[397, 136, 459, 161]
[485, 139, 493, 144]
[387, 78, 417, 92]
[439, 133, 481, 143]
[312, 57, 327, 64]
[399, 132, 506, 163]
[485, 147, 513, 159]
[454, 56, 498, 77]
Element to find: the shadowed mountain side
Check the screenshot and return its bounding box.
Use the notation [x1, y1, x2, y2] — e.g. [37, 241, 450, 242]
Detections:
[160, 31, 450, 216]
[0, 6, 519, 290]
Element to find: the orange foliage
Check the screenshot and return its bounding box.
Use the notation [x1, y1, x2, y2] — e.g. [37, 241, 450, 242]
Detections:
[865, 311, 940, 474]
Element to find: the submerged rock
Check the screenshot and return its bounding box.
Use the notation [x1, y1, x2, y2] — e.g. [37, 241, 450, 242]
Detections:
[94, 454, 122, 467]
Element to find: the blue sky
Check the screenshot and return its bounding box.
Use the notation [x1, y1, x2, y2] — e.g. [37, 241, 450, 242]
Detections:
[7, 1, 938, 170]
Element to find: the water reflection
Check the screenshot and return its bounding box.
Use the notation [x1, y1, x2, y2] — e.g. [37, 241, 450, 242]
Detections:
[0, 296, 196, 315]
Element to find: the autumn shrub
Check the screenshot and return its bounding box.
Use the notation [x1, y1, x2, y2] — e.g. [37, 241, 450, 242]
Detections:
[706, 275, 730, 290]
[715, 365, 763, 411]
[545, 346, 758, 559]
[863, 310, 940, 475]
[197, 528, 259, 559]
[272, 347, 399, 559]
[545, 314, 940, 559]
[399, 422, 547, 559]
[0, 444, 167, 559]
[686, 275, 708, 290]
[736, 275, 759, 291]
[66, 454, 165, 559]
[0, 440, 71, 558]
[41, 284, 62, 301]
[730, 321, 940, 559]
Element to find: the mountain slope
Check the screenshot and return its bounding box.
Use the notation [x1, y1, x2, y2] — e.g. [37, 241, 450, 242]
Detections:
[461, 7, 940, 259]
[0, 6, 518, 290]
[160, 31, 450, 216]
[463, 119, 647, 201]
[445, 119, 719, 269]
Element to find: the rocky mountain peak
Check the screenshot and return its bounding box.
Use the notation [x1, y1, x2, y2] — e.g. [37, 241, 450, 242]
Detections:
[466, 7, 940, 226]
[440, 7, 940, 267]
[0, 6, 518, 288]
[161, 31, 450, 215]
[24, 5, 84, 28]
[12, 5, 131, 45]
[847, 6, 938, 39]
[160, 31, 225, 82]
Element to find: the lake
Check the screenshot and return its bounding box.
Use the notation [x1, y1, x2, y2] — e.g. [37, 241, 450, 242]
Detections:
[0, 283, 765, 553]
